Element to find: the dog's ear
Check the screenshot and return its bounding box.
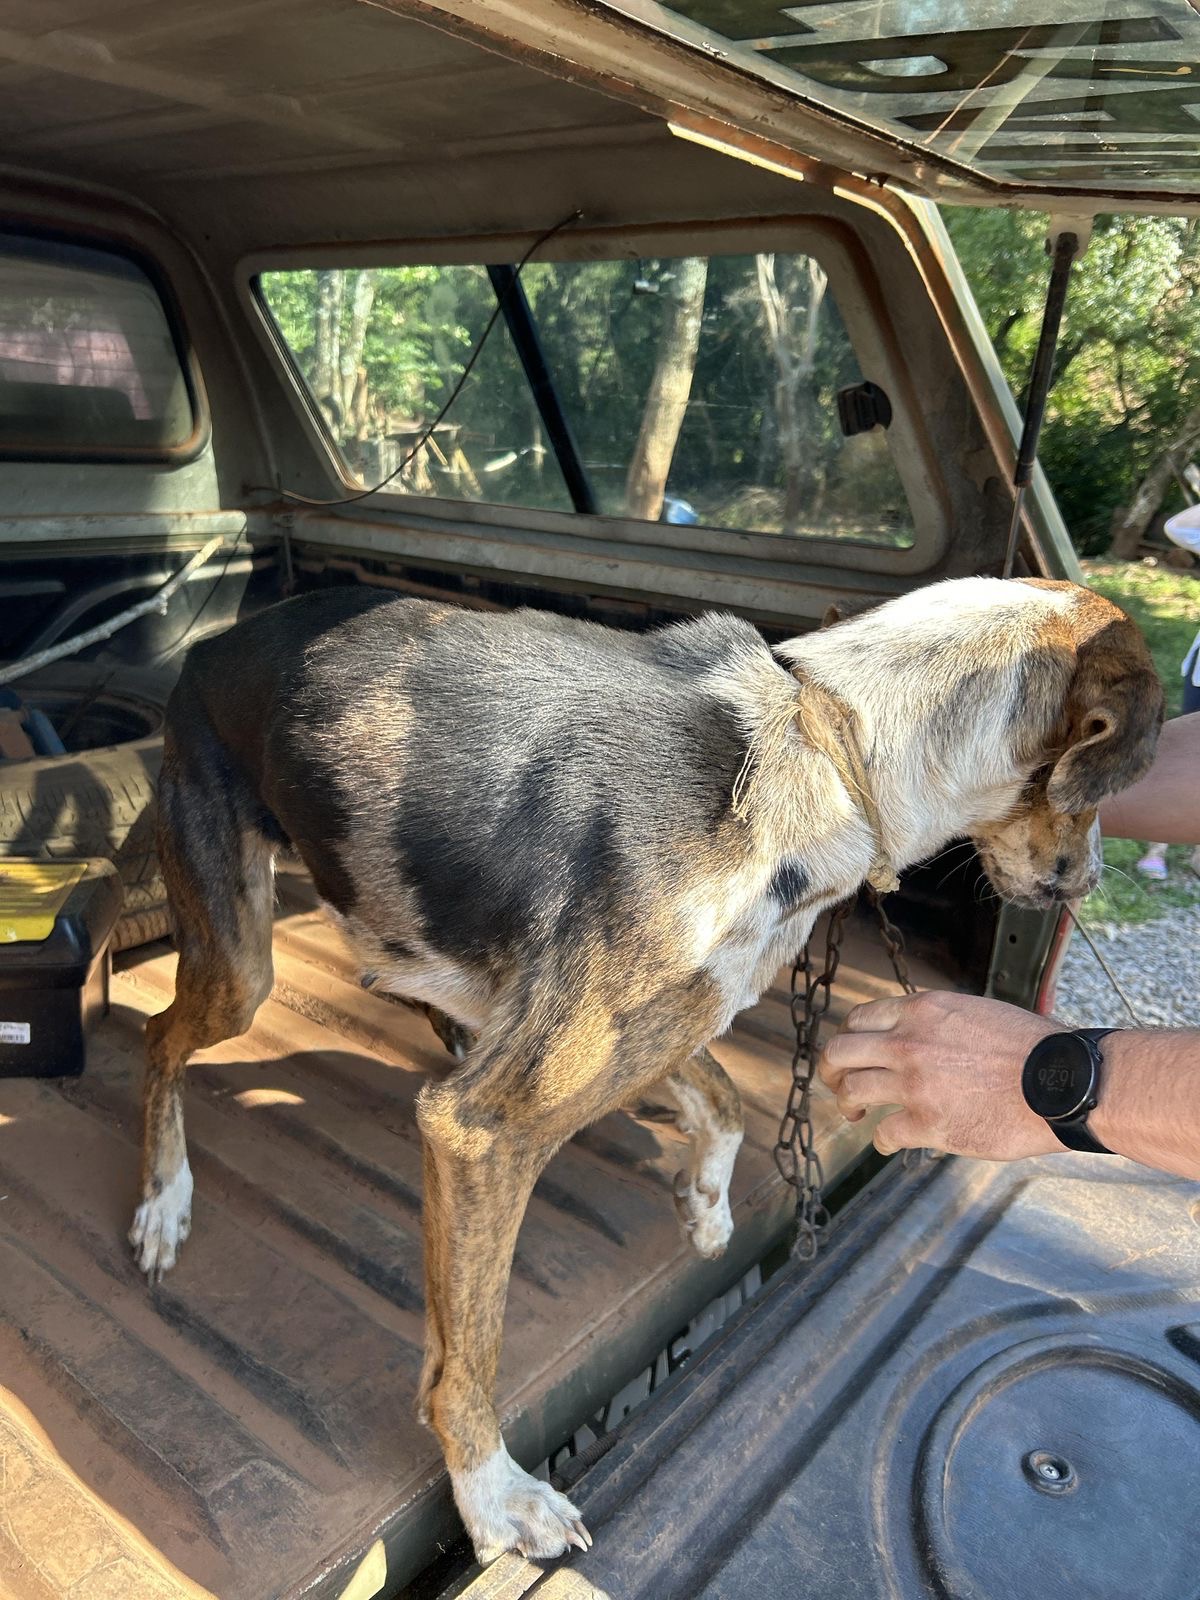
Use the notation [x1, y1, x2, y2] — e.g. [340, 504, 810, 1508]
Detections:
[1046, 616, 1164, 814]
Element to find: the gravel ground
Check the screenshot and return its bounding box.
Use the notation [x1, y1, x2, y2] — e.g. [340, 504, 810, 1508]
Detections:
[1055, 903, 1200, 1029]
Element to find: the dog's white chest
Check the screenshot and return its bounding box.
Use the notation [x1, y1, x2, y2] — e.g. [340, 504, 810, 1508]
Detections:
[696, 880, 822, 1032]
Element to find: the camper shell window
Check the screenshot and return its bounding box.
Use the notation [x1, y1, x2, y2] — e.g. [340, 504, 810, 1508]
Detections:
[257, 248, 916, 550]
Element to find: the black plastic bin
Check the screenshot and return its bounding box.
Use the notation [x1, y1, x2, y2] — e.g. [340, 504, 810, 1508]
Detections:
[0, 858, 124, 1078]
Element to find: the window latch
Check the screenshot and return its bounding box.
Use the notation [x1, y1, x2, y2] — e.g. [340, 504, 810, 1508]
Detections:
[836, 380, 892, 436]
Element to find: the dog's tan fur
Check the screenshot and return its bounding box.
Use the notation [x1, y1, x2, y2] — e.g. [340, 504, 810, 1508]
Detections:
[135, 576, 1161, 1563]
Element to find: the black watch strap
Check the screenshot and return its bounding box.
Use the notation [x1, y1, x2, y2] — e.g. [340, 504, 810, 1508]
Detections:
[1050, 1028, 1116, 1155]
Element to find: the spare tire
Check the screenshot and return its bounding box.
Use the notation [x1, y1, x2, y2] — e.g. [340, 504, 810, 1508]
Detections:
[0, 661, 178, 951]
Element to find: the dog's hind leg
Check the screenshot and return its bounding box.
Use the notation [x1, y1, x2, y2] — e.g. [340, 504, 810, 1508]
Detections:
[660, 1047, 743, 1261]
[131, 722, 276, 1281]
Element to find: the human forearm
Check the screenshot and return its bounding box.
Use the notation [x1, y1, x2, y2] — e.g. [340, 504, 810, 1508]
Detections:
[1089, 1028, 1200, 1180]
[821, 991, 1200, 1181]
[1099, 711, 1200, 845]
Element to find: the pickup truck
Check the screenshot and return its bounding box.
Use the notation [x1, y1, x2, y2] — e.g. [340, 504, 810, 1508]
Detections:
[1, 3, 1197, 1598]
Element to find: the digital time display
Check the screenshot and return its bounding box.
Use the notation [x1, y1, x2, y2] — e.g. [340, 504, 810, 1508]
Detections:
[1023, 1034, 1098, 1122]
[1037, 1066, 1073, 1093]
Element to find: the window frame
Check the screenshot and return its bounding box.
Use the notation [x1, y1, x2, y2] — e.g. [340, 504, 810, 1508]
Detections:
[241, 217, 950, 577]
[0, 223, 209, 466]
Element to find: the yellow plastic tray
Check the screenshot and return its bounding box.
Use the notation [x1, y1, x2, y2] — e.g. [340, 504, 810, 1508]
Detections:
[0, 862, 89, 944]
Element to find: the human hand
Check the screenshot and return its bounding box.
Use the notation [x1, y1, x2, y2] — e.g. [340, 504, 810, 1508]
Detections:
[819, 991, 1064, 1161]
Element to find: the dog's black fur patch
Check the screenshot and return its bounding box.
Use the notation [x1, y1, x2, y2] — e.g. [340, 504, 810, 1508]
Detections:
[170, 592, 766, 970]
[769, 858, 810, 912]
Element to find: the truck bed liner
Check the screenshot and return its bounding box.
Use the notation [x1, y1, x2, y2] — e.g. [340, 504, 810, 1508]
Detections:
[497, 1151, 1200, 1600]
[0, 879, 934, 1600]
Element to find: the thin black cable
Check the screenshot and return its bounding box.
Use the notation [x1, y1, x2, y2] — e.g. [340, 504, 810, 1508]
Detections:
[261, 210, 582, 511]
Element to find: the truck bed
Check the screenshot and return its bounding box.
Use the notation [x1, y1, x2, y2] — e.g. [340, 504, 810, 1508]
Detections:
[483, 1151, 1200, 1600]
[0, 877, 940, 1600]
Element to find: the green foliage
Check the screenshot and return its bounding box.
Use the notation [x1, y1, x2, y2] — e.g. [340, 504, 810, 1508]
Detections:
[1075, 560, 1200, 928]
[257, 254, 913, 540]
[262, 265, 452, 413]
[1084, 560, 1199, 719]
[1081, 838, 1200, 928]
[942, 208, 1200, 556]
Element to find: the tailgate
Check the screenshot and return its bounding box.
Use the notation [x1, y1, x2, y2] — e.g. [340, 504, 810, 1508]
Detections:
[492, 1150, 1200, 1598]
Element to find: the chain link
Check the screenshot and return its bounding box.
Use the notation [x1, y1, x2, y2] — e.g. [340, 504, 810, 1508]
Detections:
[866, 890, 936, 1171]
[775, 898, 852, 1260]
[777, 889, 921, 1260]
[867, 887, 919, 996]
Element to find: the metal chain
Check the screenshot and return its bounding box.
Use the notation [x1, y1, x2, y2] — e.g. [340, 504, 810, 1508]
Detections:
[1064, 905, 1144, 1026]
[866, 889, 936, 1173]
[778, 888, 920, 1260]
[775, 898, 852, 1260]
[867, 887, 919, 996]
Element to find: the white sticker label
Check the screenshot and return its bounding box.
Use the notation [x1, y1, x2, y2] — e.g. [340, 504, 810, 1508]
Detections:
[0, 1022, 31, 1044]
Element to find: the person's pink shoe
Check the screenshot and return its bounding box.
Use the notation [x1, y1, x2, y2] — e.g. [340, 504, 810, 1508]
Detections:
[1136, 851, 1169, 881]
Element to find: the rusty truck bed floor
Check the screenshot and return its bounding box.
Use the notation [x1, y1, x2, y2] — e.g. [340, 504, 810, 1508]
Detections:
[0, 881, 939, 1600]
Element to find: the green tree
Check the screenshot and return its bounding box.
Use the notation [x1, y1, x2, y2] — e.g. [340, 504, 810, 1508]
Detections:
[942, 208, 1200, 556]
[259, 251, 911, 541]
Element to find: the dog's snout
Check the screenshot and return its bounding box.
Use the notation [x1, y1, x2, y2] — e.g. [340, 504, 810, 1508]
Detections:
[1036, 879, 1072, 904]
[1040, 856, 1076, 899]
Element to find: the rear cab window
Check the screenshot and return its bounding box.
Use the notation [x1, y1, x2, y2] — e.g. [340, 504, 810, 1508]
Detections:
[257, 246, 918, 550]
[0, 233, 197, 457]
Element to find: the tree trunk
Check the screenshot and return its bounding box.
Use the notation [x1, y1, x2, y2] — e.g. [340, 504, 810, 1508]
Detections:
[799, 257, 828, 378]
[339, 270, 377, 424]
[799, 258, 829, 520]
[314, 270, 343, 421]
[625, 257, 708, 520]
[756, 254, 805, 529]
[1109, 402, 1200, 557]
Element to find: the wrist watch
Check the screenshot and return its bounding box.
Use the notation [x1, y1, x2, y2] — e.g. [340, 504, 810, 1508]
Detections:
[1021, 1028, 1118, 1154]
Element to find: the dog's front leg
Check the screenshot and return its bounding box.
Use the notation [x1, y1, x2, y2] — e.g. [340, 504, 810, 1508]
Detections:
[415, 1052, 590, 1565]
[133, 751, 276, 1280]
[131, 1009, 196, 1281]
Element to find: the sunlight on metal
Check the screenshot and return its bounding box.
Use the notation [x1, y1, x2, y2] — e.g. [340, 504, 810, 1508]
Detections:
[667, 121, 808, 182]
[233, 1088, 307, 1109]
[335, 1538, 388, 1600]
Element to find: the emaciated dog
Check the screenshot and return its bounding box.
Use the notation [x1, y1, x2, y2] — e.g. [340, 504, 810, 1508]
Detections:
[131, 576, 1162, 1562]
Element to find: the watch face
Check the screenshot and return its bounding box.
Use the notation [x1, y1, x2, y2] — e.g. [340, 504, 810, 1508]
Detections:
[1022, 1034, 1096, 1120]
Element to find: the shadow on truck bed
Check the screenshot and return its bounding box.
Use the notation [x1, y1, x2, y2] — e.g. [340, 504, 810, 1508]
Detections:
[0, 870, 950, 1598]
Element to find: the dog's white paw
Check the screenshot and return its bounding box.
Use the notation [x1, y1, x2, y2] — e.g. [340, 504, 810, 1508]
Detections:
[129, 1162, 193, 1282]
[674, 1170, 733, 1260]
[453, 1448, 591, 1565]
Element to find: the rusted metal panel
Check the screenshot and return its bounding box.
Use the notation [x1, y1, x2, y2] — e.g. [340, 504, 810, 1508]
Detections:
[0, 882, 926, 1598]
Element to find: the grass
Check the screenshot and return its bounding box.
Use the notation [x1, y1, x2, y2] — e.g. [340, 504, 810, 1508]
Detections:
[1078, 559, 1200, 927]
[1081, 838, 1200, 928]
[1083, 559, 1198, 719]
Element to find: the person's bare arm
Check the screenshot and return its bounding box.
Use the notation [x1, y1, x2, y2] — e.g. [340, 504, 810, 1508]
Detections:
[1099, 710, 1200, 845]
[820, 991, 1200, 1181]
